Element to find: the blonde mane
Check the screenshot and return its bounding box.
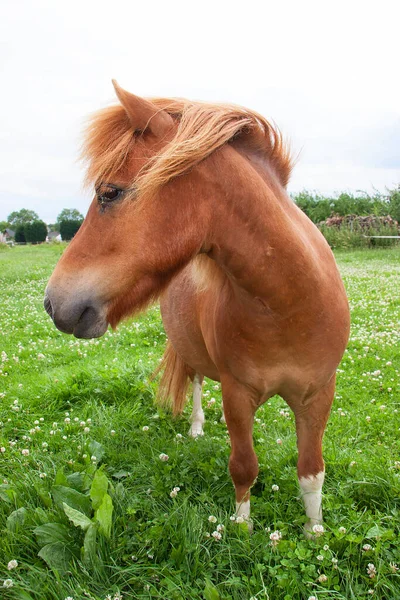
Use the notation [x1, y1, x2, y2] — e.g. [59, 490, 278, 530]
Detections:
[82, 98, 293, 197]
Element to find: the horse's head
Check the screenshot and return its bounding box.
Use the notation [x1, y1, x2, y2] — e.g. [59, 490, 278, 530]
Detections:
[45, 81, 185, 338]
[45, 82, 291, 338]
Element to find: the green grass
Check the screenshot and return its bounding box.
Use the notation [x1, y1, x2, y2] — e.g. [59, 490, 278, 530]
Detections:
[0, 245, 399, 600]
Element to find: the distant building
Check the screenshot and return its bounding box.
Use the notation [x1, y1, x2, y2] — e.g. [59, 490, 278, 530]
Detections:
[3, 228, 15, 240]
[46, 231, 62, 242]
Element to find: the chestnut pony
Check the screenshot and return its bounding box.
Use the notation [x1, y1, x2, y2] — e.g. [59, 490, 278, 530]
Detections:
[45, 81, 350, 533]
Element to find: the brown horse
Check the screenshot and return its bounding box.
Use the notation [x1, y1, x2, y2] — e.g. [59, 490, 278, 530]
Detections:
[45, 81, 350, 533]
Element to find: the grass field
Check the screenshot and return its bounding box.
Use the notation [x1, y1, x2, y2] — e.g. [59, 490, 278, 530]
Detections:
[0, 244, 399, 600]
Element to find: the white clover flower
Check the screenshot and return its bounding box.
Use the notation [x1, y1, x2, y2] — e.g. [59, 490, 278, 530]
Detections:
[229, 515, 236, 521]
[83, 427, 90, 433]
[235, 515, 244, 524]
[307, 597, 317, 600]
[211, 530, 222, 540]
[21, 449, 29, 456]
[269, 530, 282, 546]
[7, 560, 18, 570]
[3, 579, 13, 588]
[65, 597, 74, 600]
[338, 526, 346, 534]
[159, 453, 169, 461]
[318, 574, 328, 583]
[91, 455, 97, 462]
[363, 544, 372, 552]
[111, 430, 116, 435]
[142, 426, 149, 431]
[175, 433, 183, 439]
[216, 524, 224, 532]
[42, 442, 48, 448]
[271, 484, 279, 491]
[170, 486, 180, 498]
[312, 524, 324, 537]
[208, 515, 217, 523]
[317, 554, 324, 561]
[0, 447, 5, 453]
[276, 438, 282, 444]
[323, 544, 329, 551]
[64, 417, 71, 423]
[367, 563, 376, 578]
[389, 562, 398, 573]
[39, 473, 47, 479]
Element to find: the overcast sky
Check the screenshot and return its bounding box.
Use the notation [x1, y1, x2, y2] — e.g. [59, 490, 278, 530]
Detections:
[0, 0, 399, 223]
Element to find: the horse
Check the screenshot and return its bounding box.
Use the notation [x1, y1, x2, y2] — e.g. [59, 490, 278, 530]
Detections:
[44, 81, 350, 534]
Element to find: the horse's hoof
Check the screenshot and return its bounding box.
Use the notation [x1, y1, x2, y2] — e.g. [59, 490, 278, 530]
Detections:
[188, 425, 204, 438]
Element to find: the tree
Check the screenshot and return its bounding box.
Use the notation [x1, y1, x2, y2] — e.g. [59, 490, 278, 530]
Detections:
[8, 209, 39, 227]
[388, 186, 400, 222]
[59, 220, 82, 241]
[15, 225, 26, 243]
[24, 220, 48, 244]
[0, 220, 10, 232]
[56, 208, 84, 228]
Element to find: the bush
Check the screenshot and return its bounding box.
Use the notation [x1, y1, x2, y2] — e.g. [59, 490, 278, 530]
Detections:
[319, 215, 399, 249]
[293, 190, 395, 224]
[15, 224, 26, 243]
[24, 220, 48, 244]
[60, 220, 82, 241]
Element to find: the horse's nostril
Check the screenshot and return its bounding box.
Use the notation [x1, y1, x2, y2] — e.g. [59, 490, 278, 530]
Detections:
[44, 295, 53, 319]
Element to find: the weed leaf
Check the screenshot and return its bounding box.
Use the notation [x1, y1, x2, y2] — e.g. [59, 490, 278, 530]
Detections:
[95, 493, 113, 538]
[90, 469, 109, 510]
[7, 507, 27, 531]
[52, 485, 91, 515]
[38, 541, 72, 574]
[34, 522, 71, 546]
[63, 502, 92, 531]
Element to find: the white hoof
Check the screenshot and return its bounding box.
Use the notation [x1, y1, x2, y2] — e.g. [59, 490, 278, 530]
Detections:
[188, 423, 204, 437]
[220, 413, 226, 424]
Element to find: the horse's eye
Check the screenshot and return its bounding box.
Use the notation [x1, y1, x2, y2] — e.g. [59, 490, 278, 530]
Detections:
[96, 185, 122, 205]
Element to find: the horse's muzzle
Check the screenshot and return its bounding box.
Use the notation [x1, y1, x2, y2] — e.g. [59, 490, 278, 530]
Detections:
[44, 288, 108, 339]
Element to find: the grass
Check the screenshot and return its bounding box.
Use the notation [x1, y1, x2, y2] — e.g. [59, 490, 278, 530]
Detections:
[0, 244, 399, 600]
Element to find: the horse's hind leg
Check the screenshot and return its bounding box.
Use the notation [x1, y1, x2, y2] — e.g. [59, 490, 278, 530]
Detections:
[188, 373, 205, 437]
[291, 375, 336, 535]
[221, 375, 259, 523]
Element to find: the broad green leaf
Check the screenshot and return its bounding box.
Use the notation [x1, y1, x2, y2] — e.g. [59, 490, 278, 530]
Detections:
[66, 472, 85, 492]
[90, 469, 108, 510]
[34, 522, 71, 547]
[0, 484, 16, 503]
[204, 579, 220, 600]
[38, 541, 72, 574]
[89, 440, 105, 462]
[63, 503, 92, 531]
[52, 485, 91, 516]
[54, 469, 69, 487]
[95, 493, 113, 538]
[83, 523, 97, 564]
[7, 507, 27, 531]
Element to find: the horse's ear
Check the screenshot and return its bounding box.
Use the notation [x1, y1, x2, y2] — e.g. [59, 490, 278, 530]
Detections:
[112, 80, 173, 137]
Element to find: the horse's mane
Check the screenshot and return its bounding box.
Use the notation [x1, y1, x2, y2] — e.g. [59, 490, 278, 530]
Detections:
[82, 98, 293, 197]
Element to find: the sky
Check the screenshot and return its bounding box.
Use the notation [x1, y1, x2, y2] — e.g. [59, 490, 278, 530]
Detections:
[0, 0, 399, 224]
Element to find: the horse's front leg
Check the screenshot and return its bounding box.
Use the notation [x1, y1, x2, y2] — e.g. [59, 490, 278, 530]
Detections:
[221, 375, 259, 523]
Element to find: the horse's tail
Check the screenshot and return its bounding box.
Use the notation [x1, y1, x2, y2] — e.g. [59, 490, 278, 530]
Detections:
[154, 342, 192, 415]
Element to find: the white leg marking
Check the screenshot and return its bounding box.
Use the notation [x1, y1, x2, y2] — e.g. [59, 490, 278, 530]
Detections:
[220, 409, 226, 424]
[188, 374, 204, 437]
[299, 470, 325, 533]
[235, 499, 251, 520]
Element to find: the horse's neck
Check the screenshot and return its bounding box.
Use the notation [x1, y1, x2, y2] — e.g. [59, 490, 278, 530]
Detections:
[203, 148, 312, 302]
